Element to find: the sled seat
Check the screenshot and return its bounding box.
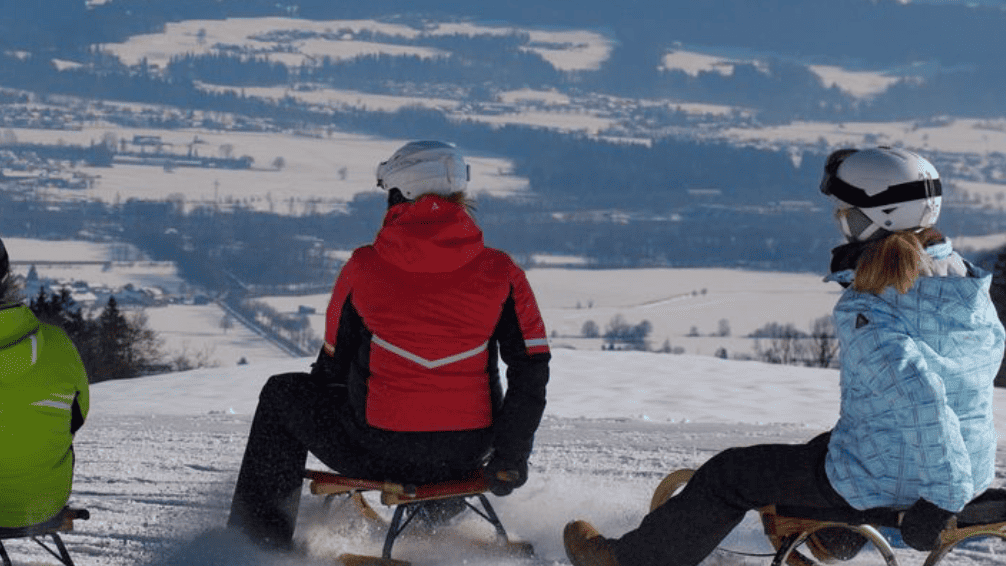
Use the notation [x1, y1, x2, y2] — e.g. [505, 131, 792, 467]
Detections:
[763, 488, 1006, 566]
[653, 469, 1006, 566]
[305, 469, 532, 566]
[0, 507, 90, 566]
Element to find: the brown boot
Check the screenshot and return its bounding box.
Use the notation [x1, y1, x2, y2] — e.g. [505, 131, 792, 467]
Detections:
[564, 520, 620, 566]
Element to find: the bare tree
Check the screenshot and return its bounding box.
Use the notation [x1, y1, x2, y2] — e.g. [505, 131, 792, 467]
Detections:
[171, 342, 219, 371]
[752, 322, 806, 365]
[808, 315, 840, 368]
[220, 313, 234, 334]
[101, 131, 118, 151]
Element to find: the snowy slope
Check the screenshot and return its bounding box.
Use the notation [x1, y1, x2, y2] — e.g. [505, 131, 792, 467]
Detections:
[10, 352, 1006, 566]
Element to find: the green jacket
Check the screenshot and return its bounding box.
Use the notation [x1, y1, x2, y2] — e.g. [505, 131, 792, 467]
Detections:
[0, 303, 89, 527]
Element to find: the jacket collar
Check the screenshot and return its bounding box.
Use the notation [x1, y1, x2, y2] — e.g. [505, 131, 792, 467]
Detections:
[825, 237, 966, 286]
[372, 196, 485, 273]
[0, 303, 40, 350]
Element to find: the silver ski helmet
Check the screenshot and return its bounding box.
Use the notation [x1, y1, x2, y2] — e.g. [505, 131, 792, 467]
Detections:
[375, 140, 469, 199]
[820, 147, 942, 242]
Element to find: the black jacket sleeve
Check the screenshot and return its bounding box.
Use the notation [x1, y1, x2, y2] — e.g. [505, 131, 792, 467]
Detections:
[310, 294, 363, 390]
[491, 293, 550, 462]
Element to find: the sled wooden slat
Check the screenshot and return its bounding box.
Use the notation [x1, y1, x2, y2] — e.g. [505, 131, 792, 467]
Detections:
[0, 507, 89, 566]
[305, 469, 493, 505]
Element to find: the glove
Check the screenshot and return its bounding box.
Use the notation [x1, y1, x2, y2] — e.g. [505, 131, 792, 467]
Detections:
[484, 453, 528, 496]
[310, 348, 338, 381]
[900, 498, 955, 551]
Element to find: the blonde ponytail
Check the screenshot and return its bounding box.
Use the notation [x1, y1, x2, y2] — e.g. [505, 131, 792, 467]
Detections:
[853, 228, 942, 294]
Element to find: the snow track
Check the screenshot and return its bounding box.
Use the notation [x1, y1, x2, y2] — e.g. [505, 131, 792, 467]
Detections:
[10, 413, 997, 566]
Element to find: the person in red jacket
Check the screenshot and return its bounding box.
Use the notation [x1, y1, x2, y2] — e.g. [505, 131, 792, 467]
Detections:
[227, 140, 551, 551]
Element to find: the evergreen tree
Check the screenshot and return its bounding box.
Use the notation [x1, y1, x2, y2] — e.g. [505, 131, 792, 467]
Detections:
[30, 287, 98, 380]
[30, 287, 86, 338]
[29, 290, 162, 382]
[96, 296, 131, 382]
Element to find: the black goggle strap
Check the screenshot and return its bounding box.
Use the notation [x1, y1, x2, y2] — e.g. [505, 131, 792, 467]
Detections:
[819, 149, 859, 196]
[822, 176, 942, 208]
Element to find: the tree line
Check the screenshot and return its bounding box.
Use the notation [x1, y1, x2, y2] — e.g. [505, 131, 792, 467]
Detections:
[29, 289, 162, 383]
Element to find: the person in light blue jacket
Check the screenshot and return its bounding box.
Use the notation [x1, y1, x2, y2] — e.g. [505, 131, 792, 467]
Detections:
[823, 147, 1004, 524]
[562, 147, 1005, 566]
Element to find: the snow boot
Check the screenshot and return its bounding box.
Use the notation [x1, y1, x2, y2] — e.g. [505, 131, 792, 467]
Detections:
[564, 521, 620, 566]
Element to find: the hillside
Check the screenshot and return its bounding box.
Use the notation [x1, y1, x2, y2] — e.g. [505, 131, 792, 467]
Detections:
[39, 350, 1005, 566]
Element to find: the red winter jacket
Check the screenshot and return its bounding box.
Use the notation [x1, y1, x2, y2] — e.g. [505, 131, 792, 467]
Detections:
[324, 196, 550, 446]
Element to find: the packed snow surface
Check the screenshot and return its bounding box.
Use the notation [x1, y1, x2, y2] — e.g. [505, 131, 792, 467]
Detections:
[9, 349, 1003, 566]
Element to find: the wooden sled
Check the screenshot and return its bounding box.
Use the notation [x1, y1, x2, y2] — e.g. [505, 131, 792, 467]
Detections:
[0, 507, 90, 566]
[653, 469, 1006, 566]
[305, 469, 534, 566]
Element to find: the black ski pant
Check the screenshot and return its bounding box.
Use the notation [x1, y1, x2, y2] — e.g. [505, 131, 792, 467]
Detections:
[227, 373, 491, 550]
[612, 432, 853, 566]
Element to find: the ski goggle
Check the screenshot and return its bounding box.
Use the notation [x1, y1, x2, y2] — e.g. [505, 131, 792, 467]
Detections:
[823, 175, 941, 208]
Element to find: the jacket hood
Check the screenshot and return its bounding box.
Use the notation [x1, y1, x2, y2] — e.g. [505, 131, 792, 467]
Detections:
[372, 196, 485, 273]
[0, 303, 41, 381]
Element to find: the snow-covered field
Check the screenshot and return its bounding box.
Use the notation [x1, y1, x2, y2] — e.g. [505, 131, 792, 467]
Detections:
[257, 267, 844, 360]
[5, 127, 528, 213]
[101, 18, 614, 73]
[89, 14, 964, 138]
[722, 118, 1006, 163]
[14, 348, 1002, 566]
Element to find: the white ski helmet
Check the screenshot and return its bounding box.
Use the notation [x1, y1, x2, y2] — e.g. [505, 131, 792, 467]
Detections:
[820, 146, 942, 242]
[375, 140, 469, 199]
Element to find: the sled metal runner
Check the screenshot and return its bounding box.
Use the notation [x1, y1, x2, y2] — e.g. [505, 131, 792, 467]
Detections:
[0, 507, 89, 566]
[306, 469, 533, 566]
[653, 469, 1006, 566]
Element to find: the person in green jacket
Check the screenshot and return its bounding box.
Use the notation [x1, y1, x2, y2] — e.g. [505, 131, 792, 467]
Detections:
[0, 236, 89, 528]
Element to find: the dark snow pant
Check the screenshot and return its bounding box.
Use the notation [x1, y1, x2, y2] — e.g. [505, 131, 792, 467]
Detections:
[227, 373, 491, 550]
[612, 432, 853, 566]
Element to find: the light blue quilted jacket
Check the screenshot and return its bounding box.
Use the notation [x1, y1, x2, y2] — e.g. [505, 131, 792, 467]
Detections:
[825, 247, 1005, 513]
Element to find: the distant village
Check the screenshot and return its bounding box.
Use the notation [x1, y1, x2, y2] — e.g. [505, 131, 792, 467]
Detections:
[16, 261, 209, 310]
[0, 96, 272, 195]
